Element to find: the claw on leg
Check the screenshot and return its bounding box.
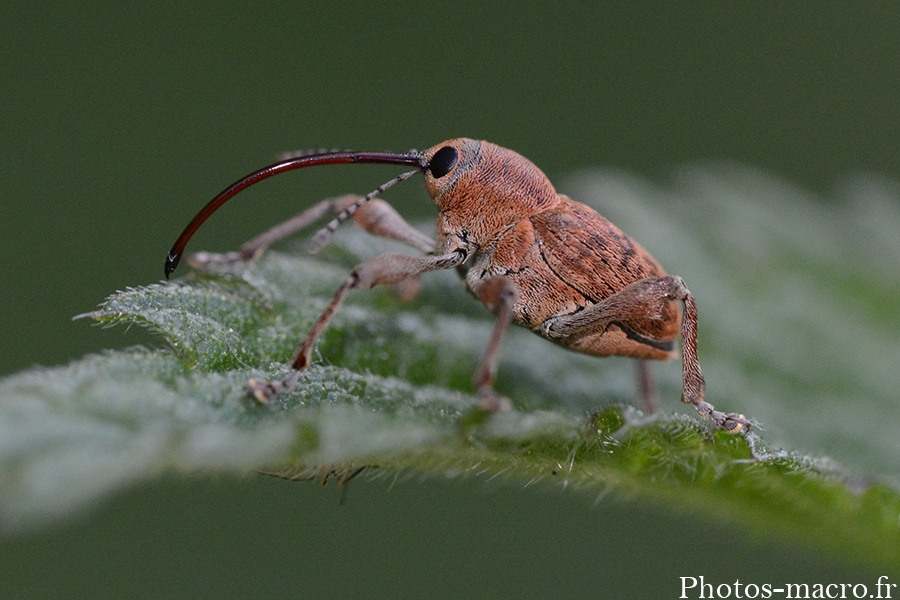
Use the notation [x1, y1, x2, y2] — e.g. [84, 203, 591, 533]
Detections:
[693, 400, 751, 433]
[476, 387, 513, 413]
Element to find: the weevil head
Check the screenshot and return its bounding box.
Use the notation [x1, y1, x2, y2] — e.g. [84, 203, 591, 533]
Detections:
[423, 139, 559, 247]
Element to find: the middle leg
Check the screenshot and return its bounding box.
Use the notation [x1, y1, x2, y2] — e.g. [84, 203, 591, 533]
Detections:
[471, 275, 519, 412]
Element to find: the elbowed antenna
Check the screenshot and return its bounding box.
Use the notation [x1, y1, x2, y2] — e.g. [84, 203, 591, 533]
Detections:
[165, 150, 427, 278]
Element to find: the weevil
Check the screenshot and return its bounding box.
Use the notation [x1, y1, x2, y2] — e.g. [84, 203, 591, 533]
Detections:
[165, 138, 750, 433]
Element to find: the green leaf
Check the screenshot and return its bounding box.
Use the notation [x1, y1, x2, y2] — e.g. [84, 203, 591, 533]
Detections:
[1, 166, 899, 573]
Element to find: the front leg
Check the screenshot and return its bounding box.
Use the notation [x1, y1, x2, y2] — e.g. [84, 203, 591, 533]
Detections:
[543, 276, 750, 433]
[187, 194, 435, 269]
[248, 250, 466, 403]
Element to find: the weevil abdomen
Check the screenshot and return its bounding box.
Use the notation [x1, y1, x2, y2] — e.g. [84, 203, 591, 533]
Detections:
[465, 195, 680, 360]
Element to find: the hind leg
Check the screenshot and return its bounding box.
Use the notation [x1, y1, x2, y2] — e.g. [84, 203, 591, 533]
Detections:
[542, 275, 749, 433]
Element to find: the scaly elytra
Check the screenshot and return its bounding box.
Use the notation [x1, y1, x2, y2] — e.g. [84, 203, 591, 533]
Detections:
[165, 138, 749, 433]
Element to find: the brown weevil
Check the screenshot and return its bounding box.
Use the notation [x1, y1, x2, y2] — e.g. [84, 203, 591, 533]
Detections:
[165, 138, 750, 433]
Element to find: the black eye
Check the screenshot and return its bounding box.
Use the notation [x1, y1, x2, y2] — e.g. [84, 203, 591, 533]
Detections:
[428, 146, 458, 178]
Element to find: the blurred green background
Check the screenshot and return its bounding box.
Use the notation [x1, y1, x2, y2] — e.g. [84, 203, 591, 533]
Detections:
[2, 2, 898, 596]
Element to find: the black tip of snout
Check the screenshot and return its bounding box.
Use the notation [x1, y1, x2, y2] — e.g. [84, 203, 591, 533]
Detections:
[164, 252, 180, 279]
